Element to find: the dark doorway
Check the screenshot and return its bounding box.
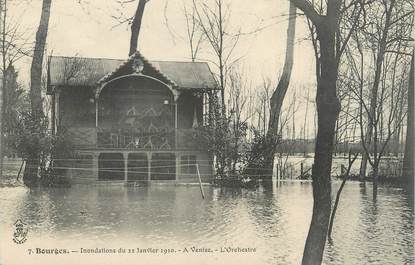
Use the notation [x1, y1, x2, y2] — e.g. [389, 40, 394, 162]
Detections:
[128, 153, 148, 181]
[98, 153, 124, 180]
[151, 153, 176, 180]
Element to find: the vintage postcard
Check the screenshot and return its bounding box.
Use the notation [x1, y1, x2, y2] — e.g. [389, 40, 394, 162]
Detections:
[0, 0, 413, 264]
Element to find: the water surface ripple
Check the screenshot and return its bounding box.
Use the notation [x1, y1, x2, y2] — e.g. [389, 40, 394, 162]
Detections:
[0, 182, 413, 265]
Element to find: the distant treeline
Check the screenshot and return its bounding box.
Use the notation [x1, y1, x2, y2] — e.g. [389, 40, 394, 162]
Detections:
[276, 139, 405, 156]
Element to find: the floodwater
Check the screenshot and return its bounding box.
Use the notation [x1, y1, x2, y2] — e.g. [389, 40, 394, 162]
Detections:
[0, 182, 413, 265]
[280, 155, 402, 179]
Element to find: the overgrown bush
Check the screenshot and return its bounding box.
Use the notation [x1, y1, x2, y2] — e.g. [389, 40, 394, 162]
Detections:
[242, 129, 280, 178]
[15, 111, 74, 187]
[197, 115, 248, 179]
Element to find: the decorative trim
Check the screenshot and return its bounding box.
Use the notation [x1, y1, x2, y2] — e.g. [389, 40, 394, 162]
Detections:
[95, 73, 175, 99]
[97, 50, 178, 88]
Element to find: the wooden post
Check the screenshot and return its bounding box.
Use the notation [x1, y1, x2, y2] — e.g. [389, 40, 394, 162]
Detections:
[172, 90, 180, 150]
[147, 152, 151, 181]
[290, 166, 293, 180]
[341, 164, 346, 176]
[276, 164, 280, 185]
[16, 160, 25, 181]
[175, 102, 178, 149]
[301, 162, 304, 177]
[51, 92, 56, 135]
[196, 164, 205, 199]
[93, 152, 99, 180]
[175, 153, 180, 181]
[55, 90, 60, 133]
[123, 153, 128, 182]
[95, 98, 98, 128]
[276, 164, 279, 180]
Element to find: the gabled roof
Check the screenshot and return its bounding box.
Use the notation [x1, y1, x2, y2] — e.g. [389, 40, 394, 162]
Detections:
[47, 52, 218, 94]
[97, 51, 178, 87]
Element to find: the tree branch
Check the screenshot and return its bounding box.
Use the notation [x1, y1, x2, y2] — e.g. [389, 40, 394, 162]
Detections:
[289, 0, 323, 26]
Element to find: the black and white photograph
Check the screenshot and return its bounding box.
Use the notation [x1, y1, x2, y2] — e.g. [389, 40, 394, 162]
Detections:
[0, 0, 413, 264]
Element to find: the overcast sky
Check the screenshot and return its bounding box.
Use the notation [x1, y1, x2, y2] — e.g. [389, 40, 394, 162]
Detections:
[10, 0, 317, 138]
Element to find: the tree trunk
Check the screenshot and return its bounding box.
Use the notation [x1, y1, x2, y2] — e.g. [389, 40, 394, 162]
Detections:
[302, 26, 340, 265]
[328, 152, 358, 240]
[359, 0, 394, 183]
[129, 0, 147, 56]
[265, 2, 296, 171]
[359, 144, 370, 179]
[288, 0, 342, 263]
[0, 0, 3, 178]
[370, 2, 393, 196]
[23, 0, 52, 187]
[403, 53, 414, 187]
[372, 163, 379, 201]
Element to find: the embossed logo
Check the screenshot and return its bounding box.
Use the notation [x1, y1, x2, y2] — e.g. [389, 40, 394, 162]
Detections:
[13, 219, 28, 244]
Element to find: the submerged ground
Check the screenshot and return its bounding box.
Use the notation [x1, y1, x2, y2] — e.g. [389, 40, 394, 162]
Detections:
[0, 181, 413, 265]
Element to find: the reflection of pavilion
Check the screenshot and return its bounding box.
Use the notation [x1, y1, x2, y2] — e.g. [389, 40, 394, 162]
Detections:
[47, 51, 218, 183]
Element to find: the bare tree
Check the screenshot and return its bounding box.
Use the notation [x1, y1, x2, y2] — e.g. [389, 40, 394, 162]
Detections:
[345, 0, 414, 199]
[0, 0, 33, 176]
[402, 52, 414, 187]
[108, 0, 150, 56]
[183, 2, 204, 61]
[357, 56, 409, 200]
[303, 85, 310, 142]
[288, 0, 364, 263]
[264, 2, 297, 172]
[23, 0, 52, 187]
[0, 0, 3, 177]
[253, 77, 272, 137]
[327, 151, 358, 240]
[359, 0, 396, 179]
[227, 69, 250, 173]
[129, 0, 148, 56]
[192, 0, 241, 115]
[0, 0, 32, 169]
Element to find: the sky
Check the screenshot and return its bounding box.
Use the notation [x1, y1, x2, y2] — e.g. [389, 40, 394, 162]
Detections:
[9, 0, 318, 139]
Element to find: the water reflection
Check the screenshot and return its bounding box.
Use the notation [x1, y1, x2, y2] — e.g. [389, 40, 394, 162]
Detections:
[0, 182, 413, 265]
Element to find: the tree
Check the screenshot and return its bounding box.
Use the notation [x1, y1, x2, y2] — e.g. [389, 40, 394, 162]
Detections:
[0, 0, 32, 174]
[344, 0, 414, 199]
[327, 151, 358, 240]
[189, 0, 249, 179]
[0, 0, 3, 177]
[197, 69, 249, 179]
[192, 0, 241, 115]
[129, 0, 148, 56]
[109, 0, 149, 56]
[403, 52, 414, 187]
[3, 65, 24, 156]
[289, 0, 363, 264]
[358, 0, 396, 180]
[356, 51, 410, 201]
[264, 2, 296, 172]
[227, 69, 249, 173]
[183, 2, 204, 62]
[23, 0, 52, 187]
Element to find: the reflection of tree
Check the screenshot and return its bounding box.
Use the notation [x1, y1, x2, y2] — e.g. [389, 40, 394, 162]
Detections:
[244, 185, 281, 236]
[15, 189, 60, 233]
[357, 190, 381, 262]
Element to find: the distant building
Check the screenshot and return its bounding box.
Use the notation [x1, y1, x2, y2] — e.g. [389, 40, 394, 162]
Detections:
[47, 51, 218, 183]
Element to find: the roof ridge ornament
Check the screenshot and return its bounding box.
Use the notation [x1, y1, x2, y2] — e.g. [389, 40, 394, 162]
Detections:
[132, 58, 144, 74]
